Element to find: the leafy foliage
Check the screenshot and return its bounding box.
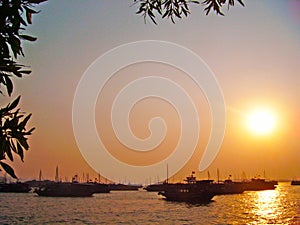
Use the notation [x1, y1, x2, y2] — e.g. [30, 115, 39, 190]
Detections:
[133, 0, 245, 24]
[0, 0, 46, 178]
[0, 96, 35, 178]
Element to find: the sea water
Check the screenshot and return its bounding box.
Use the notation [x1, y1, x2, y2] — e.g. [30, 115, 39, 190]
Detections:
[0, 182, 299, 224]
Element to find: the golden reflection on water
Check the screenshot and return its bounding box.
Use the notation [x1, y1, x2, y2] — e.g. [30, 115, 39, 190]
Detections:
[246, 187, 297, 225]
[253, 190, 279, 221]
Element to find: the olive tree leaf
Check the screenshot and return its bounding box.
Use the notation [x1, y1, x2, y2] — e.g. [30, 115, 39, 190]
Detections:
[0, 162, 17, 179]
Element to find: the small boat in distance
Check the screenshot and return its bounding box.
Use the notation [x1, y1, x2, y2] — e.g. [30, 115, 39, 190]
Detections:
[108, 183, 142, 191]
[291, 180, 300, 185]
[242, 178, 277, 191]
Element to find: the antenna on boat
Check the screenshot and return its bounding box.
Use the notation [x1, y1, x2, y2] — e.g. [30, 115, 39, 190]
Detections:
[55, 166, 59, 182]
[166, 164, 169, 184]
[241, 171, 247, 181]
[39, 170, 42, 182]
[217, 168, 220, 183]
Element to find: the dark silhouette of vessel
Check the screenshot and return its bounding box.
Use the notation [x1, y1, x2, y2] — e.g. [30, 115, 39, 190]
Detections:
[0, 182, 31, 193]
[158, 173, 216, 203]
[211, 179, 245, 195]
[144, 182, 169, 192]
[149, 172, 278, 203]
[242, 178, 277, 191]
[34, 168, 110, 197]
[34, 182, 110, 197]
[291, 180, 300, 185]
[108, 183, 142, 191]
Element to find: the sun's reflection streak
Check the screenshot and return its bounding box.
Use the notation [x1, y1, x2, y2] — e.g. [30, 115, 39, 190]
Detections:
[248, 189, 286, 224]
[254, 190, 278, 218]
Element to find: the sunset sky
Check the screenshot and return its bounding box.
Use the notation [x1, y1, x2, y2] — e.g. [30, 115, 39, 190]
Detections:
[2, 0, 299, 183]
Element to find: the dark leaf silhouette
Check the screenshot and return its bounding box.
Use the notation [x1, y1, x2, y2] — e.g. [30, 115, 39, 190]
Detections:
[0, 0, 46, 178]
[0, 162, 17, 179]
[133, 0, 245, 24]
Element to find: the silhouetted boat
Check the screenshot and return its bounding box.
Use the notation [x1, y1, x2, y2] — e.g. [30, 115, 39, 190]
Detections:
[34, 182, 103, 197]
[242, 178, 277, 191]
[91, 183, 110, 193]
[211, 179, 245, 195]
[291, 180, 300, 185]
[158, 173, 215, 203]
[144, 182, 169, 192]
[0, 182, 31, 193]
[146, 177, 245, 195]
[158, 182, 215, 203]
[108, 183, 142, 191]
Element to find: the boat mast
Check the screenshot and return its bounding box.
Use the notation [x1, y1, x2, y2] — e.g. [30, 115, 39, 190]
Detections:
[55, 166, 59, 182]
[217, 168, 220, 183]
[166, 164, 169, 184]
[39, 170, 42, 182]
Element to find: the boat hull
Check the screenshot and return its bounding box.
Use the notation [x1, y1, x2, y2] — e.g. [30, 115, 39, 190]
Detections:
[34, 182, 97, 197]
[242, 179, 277, 191]
[0, 182, 31, 193]
[291, 180, 300, 185]
[211, 182, 245, 195]
[159, 183, 215, 203]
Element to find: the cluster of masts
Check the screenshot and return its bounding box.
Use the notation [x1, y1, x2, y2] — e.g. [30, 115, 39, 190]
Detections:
[35, 165, 282, 187]
[38, 167, 112, 184]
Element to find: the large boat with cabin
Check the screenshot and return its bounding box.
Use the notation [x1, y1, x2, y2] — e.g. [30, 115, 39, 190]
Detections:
[158, 172, 216, 203]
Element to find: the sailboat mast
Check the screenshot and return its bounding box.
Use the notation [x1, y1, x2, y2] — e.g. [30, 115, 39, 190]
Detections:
[166, 164, 169, 184]
[39, 170, 42, 182]
[55, 166, 59, 182]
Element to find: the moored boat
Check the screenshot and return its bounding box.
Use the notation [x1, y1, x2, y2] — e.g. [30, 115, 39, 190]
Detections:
[158, 173, 215, 203]
[108, 183, 142, 191]
[144, 182, 169, 192]
[291, 180, 300, 185]
[211, 179, 245, 195]
[91, 183, 110, 193]
[34, 182, 98, 197]
[0, 182, 31, 193]
[242, 178, 277, 191]
[158, 183, 215, 203]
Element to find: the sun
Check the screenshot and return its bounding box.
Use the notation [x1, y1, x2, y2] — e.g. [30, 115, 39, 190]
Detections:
[247, 109, 277, 135]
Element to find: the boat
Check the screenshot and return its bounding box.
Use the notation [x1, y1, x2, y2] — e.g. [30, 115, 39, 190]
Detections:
[242, 178, 277, 191]
[158, 173, 215, 203]
[0, 182, 31, 193]
[91, 182, 110, 193]
[144, 182, 169, 192]
[211, 179, 245, 195]
[291, 180, 300, 185]
[158, 182, 215, 203]
[34, 182, 99, 197]
[108, 183, 142, 191]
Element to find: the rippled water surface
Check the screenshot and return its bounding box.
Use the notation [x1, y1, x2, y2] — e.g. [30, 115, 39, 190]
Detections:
[0, 182, 299, 224]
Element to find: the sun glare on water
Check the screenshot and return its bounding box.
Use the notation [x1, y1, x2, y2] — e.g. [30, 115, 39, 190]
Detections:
[247, 109, 277, 135]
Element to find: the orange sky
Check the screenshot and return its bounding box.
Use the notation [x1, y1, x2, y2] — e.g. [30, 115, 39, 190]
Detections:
[1, 0, 299, 183]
